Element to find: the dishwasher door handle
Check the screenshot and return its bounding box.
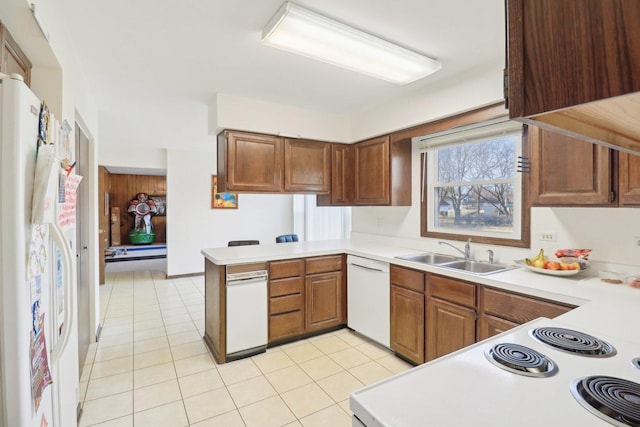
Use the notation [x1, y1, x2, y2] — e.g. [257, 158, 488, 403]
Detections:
[227, 276, 268, 286]
[349, 263, 384, 273]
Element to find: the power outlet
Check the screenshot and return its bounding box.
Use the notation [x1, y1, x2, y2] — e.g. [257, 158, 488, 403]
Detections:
[540, 231, 557, 242]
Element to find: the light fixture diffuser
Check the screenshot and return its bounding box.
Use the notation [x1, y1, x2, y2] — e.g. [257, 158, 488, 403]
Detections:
[261, 2, 441, 85]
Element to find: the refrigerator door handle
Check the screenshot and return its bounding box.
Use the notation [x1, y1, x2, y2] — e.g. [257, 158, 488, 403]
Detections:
[48, 222, 76, 365]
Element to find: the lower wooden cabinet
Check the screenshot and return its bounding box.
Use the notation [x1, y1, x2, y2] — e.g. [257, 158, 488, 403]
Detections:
[426, 275, 477, 361]
[390, 265, 426, 364]
[268, 259, 305, 343]
[268, 255, 345, 343]
[305, 271, 344, 332]
[478, 314, 519, 341]
[478, 286, 575, 341]
[426, 298, 475, 361]
[390, 284, 425, 364]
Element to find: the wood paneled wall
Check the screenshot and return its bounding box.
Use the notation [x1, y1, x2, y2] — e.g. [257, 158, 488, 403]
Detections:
[106, 173, 167, 245]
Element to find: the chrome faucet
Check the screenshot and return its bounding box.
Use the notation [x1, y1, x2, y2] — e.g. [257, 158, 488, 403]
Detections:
[438, 238, 471, 260]
[486, 249, 494, 264]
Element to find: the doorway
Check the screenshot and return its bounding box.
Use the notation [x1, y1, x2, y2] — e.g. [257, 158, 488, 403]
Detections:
[75, 124, 91, 372]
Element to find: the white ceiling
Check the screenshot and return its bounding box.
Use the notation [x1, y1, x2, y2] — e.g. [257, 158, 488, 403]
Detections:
[60, 0, 505, 152]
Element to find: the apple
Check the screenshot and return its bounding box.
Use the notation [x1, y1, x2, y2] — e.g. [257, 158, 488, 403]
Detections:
[544, 261, 561, 270]
[560, 263, 569, 270]
[569, 262, 581, 270]
[533, 259, 546, 269]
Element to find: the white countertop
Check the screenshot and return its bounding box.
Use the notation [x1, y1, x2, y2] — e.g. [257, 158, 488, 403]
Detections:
[202, 239, 640, 340]
[202, 239, 640, 426]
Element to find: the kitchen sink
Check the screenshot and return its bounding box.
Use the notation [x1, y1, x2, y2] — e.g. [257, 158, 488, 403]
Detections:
[395, 252, 459, 265]
[438, 260, 514, 276]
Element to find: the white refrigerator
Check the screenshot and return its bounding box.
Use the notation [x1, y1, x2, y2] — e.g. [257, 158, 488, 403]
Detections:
[0, 75, 79, 427]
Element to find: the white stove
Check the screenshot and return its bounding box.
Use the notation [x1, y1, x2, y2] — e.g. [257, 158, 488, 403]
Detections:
[350, 318, 640, 426]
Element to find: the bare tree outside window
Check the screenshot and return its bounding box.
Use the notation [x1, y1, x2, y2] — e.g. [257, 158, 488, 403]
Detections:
[433, 136, 517, 233]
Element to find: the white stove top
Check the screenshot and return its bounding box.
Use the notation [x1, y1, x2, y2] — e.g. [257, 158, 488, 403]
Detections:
[350, 318, 640, 427]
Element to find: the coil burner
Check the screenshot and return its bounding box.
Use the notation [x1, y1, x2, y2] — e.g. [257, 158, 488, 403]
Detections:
[485, 343, 557, 378]
[530, 327, 616, 357]
[571, 376, 640, 426]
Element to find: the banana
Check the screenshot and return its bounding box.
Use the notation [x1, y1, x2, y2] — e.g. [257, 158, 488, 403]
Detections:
[532, 248, 545, 263]
[524, 258, 533, 266]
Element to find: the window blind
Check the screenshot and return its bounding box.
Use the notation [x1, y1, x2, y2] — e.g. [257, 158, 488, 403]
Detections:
[417, 116, 523, 152]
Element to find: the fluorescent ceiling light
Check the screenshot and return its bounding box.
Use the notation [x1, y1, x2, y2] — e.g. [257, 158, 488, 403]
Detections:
[261, 2, 441, 85]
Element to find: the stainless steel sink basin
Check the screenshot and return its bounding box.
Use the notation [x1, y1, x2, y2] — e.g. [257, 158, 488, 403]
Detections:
[438, 260, 513, 275]
[395, 252, 459, 265]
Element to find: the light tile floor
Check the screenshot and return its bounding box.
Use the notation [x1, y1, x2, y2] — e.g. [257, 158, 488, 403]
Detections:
[79, 270, 413, 427]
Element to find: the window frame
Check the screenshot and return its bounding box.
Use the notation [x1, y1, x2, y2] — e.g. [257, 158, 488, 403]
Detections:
[420, 107, 530, 248]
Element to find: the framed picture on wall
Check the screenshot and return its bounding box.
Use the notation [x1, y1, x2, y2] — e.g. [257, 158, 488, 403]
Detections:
[211, 175, 238, 209]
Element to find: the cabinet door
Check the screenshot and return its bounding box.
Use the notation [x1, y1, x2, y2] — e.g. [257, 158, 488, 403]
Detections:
[0, 24, 31, 86]
[284, 139, 330, 193]
[482, 287, 574, 325]
[354, 136, 390, 205]
[529, 127, 613, 206]
[305, 272, 344, 332]
[330, 144, 354, 205]
[619, 152, 640, 205]
[477, 314, 519, 341]
[224, 131, 283, 192]
[426, 298, 475, 361]
[390, 285, 424, 364]
[507, 0, 640, 118]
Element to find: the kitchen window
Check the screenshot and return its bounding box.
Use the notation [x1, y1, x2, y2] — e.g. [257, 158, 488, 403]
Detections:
[420, 116, 530, 248]
[293, 194, 351, 241]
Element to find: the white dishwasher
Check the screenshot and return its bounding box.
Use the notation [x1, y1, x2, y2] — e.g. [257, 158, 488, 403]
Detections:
[347, 255, 390, 347]
[226, 269, 268, 359]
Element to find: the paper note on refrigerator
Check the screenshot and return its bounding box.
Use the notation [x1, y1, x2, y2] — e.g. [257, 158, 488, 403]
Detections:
[57, 174, 82, 232]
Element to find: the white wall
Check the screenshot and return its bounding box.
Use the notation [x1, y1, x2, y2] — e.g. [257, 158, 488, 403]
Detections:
[0, 1, 100, 425]
[349, 57, 640, 269]
[166, 148, 294, 276]
[99, 145, 167, 170]
[350, 131, 640, 269]
[213, 93, 351, 142]
[349, 59, 504, 141]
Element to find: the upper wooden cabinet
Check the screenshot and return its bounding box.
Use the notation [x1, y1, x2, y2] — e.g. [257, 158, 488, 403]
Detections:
[529, 126, 613, 206]
[318, 144, 354, 206]
[217, 130, 330, 194]
[318, 135, 411, 206]
[355, 136, 390, 205]
[529, 126, 640, 207]
[506, 0, 640, 153]
[218, 131, 283, 192]
[284, 139, 330, 193]
[619, 152, 640, 206]
[0, 22, 31, 86]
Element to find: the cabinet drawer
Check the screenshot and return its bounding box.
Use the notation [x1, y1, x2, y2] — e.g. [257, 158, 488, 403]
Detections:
[482, 287, 574, 324]
[269, 259, 304, 279]
[429, 275, 476, 308]
[390, 265, 425, 293]
[270, 277, 303, 297]
[270, 294, 303, 315]
[306, 255, 343, 274]
[269, 310, 304, 342]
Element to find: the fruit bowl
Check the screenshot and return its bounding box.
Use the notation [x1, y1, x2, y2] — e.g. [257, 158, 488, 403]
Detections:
[514, 259, 587, 276]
